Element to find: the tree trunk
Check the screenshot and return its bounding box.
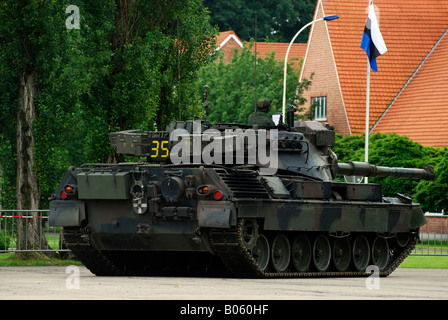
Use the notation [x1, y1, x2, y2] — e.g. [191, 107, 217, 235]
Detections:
[16, 71, 52, 258]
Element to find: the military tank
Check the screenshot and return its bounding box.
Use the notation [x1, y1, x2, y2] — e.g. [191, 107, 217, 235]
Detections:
[49, 104, 434, 277]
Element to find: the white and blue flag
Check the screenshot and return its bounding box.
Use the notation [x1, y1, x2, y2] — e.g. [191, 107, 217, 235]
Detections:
[360, 5, 387, 72]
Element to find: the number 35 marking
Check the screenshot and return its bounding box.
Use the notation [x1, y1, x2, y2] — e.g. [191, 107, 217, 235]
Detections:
[150, 140, 169, 158]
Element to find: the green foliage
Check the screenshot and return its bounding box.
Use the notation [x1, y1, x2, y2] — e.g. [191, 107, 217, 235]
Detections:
[415, 150, 448, 213]
[74, 0, 217, 162]
[366, 133, 431, 197]
[197, 42, 309, 124]
[0, 231, 11, 250]
[332, 133, 365, 161]
[203, 0, 316, 43]
[0, 0, 65, 208]
[334, 133, 447, 212]
[0, 142, 16, 209]
[0, 0, 217, 209]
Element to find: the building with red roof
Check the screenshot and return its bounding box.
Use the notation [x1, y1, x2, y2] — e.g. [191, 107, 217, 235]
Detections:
[216, 31, 244, 64]
[299, 0, 448, 147]
[216, 31, 307, 70]
[372, 30, 448, 147]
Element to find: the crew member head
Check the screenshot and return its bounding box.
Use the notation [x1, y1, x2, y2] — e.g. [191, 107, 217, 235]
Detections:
[257, 98, 272, 113]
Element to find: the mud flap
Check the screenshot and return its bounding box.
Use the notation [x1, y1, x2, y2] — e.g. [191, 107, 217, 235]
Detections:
[197, 200, 236, 228]
[49, 200, 86, 227]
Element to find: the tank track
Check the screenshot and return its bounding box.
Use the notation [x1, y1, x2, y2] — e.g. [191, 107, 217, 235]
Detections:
[209, 219, 418, 278]
[62, 228, 230, 276]
[62, 228, 123, 276]
[62, 223, 417, 278]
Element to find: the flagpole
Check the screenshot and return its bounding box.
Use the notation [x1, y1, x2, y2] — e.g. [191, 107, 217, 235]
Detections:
[364, 0, 373, 184]
[364, 57, 370, 184]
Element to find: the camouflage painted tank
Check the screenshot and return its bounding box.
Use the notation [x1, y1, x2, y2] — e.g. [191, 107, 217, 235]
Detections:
[49, 106, 434, 277]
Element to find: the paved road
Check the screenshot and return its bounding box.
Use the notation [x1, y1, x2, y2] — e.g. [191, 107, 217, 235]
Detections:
[0, 266, 447, 300]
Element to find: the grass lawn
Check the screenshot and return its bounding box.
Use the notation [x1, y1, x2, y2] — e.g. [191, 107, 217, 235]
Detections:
[0, 252, 446, 269]
[399, 255, 448, 269]
[0, 252, 82, 266]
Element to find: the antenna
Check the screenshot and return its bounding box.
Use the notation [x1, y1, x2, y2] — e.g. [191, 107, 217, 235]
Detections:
[177, 18, 181, 121]
[253, 13, 258, 128]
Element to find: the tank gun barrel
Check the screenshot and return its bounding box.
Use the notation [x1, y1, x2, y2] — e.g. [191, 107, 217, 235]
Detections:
[337, 161, 435, 180]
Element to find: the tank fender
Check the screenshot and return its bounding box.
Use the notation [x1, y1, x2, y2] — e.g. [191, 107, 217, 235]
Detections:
[197, 200, 236, 228]
[411, 206, 427, 229]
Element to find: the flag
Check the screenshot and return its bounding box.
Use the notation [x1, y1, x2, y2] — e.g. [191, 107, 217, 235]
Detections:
[361, 5, 387, 72]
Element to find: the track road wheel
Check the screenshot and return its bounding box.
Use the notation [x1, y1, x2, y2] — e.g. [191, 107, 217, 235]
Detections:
[291, 234, 312, 272]
[271, 234, 291, 273]
[251, 234, 269, 271]
[372, 237, 389, 271]
[352, 235, 370, 272]
[241, 219, 259, 250]
[396, 232, 410, 248]
[332, 237, 351, 272]
[313, 235, 331, 272]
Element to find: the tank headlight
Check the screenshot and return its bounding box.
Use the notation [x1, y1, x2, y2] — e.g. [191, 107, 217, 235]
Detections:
[64, 185, 76, 194]
[197, 185, 210, 195]
[197, 185, 223, 200]
[214, 191, 223, 200]
[60, 184, 76, 199]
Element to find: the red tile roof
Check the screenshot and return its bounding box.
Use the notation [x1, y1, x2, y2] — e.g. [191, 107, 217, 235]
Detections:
[320, 0, 448, 135]
[217, 31, 306, 69]
[216, 31, 244, 64]
[249, 42, 307, 70]
[372, 30, 448, 147]
[217, 31, 243, 49]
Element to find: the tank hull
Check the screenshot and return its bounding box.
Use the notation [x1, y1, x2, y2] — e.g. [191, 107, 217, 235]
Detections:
[50, 164, 425, 277]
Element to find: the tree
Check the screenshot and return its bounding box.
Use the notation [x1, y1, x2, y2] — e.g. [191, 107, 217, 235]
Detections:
[76, 0, 218, 163]
[415, 150, 448, 213]
[203, 0, 316, 43]
[0, 0, 68, 257]
[197, 42, 310, 124]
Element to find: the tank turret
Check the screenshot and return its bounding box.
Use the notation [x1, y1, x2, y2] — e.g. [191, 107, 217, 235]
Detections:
[109, 118, 434, 183]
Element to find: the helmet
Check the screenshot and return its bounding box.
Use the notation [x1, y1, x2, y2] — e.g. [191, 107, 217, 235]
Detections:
[257, 98, 272, 112]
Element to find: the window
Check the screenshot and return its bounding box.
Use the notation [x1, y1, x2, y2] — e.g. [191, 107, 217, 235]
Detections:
[311, 96, 327, 121]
